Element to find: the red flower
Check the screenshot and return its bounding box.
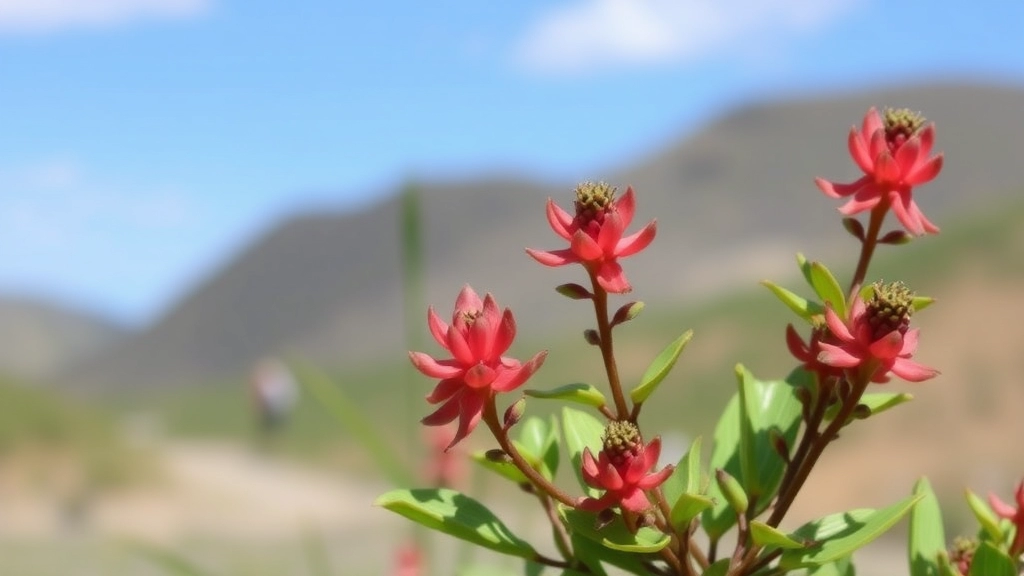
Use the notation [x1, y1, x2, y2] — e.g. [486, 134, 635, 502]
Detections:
[527, 182, 656, 293]
[785, 324, 845, 383]
[410, 286, 546, 450]
[815, 107, 943, 235]
[392, 542, 422, 576]
[816, 283, 937, 384]
[989, 480, 1024, 556]
[577, 421, 672, 514]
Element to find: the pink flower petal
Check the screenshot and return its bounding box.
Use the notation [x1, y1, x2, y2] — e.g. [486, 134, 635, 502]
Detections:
[874, 152, 900, 183]
[446, 325, 475, 366]
[409, 352, 463, 379]
[867, 128, 887, 163]
[491, 308, 516, 361]
[600, 464, 624, 491]
[615, 186, 636, 229]
[862, 107, 883, 137]
[868, 331, 903, 360]
[848, 127, 875, 175]
[422, 395, 461, 426]
[570, 230, 603, 262]
[905, 154, 943, 186]
[596, 260, 631, 294]
[615, 220, 656, 258]
[582, 448, 600, 481]
[917, 124, 935, 158]
[824, 306, 854, 342]
[526, 247, 578, 267]
[620, 488, 652, 513]
[455, 285, 482, 318]
[597, 211, 625, 255]
[491, 350, 546, 392]
[786, 324, 810, 360]
[818, 342, 861, 368]
[425, 377, 463, 404]
[577, 493, 617, 513]
[900, 328, 920, 355]
[427, 307, 449, 349]
[990, 493, 1018, 519]
[545, 198, 575, 240]
[889, 190, 924, 235]
[837, 193, 881, 216]
[816, 176, 869, 199]
[890, 358, 938, 382]
[895, 137, 921, 176]
[449, 391, 486, 450]
[637, 466, 674, 490]
[464, 363, 496, 389]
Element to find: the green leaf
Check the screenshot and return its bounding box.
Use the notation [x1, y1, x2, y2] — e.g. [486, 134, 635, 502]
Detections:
[560, 506, 670, 553]
[780, 494, 922, 569]
[376, 488, 536, 559]
[562, 407, 606, 497]
[761, 280, 824, 322]
[912, 295, 935, 312]
[630, 330, 693, 404]
[703, 393, 742, 540]
[124, 541, 215, 576]
[701, 559, 730, 576]
[662, 436, 703, 506]
[516, 416, 560, 480]
[825, 392, 914, 423]
[808, 261, 846, 318]
[570, 533, 650, 576]
[797, 253, 814, 286]
[909, 477, 946, 576]
[737, 365, 803, 506]
[526, 384, 607, 408]
[750, 520, 804, 549]
[669, 493, 714, 531]
[969, 541, 1016, 576]
[807, 557, 856, 576]
[471, 451, 529, 484]
[965, 489, 1004, 542]
[909, 478, 946, 575]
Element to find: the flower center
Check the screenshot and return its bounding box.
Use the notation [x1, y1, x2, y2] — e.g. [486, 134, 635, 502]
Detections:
[573, 181, 616, 228]
[865, 281, 914, 339]
[883, 108, 926, 152]
[460, 309, 483, 325]
[602, 420, 641, 466]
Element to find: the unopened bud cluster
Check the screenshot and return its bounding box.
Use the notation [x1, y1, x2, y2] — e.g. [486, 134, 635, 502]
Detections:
[866, 281, 914, 339]
[883, 108, 926, 150]
[602, 420, 641, 465]
[574, 181, 616, 223]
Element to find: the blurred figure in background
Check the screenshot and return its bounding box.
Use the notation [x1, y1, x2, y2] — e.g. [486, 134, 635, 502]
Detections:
[248, 357, 298, 442]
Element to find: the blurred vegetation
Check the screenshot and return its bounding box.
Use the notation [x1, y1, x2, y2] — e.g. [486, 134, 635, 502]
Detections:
[0, 376, 154, 493]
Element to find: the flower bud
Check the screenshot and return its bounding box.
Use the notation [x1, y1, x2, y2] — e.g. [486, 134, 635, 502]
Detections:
[584, 329, 601, 346]
[715, 468, 749, 515]
[611, 301, 644, 327]
[503, 397, 526, 430]
[841, 217, 865, 241]
[879, 230, 912, 245]
[485, 449, 512, 463]
[555, 282, 593, 300]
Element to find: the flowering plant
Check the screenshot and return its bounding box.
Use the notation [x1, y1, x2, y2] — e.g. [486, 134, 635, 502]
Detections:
[376, 107, 1023, 576]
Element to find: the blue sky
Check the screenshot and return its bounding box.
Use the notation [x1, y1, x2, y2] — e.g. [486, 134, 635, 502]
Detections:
[0, 0, 1022, 326]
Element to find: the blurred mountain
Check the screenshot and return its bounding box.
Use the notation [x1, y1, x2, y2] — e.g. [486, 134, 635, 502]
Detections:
[0, 297, 127, 381]
[62, 82, 1024, 392]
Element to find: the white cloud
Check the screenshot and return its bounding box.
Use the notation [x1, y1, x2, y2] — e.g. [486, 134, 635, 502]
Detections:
[0, 0, 210, 34]
[514, 0, 861, 75]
